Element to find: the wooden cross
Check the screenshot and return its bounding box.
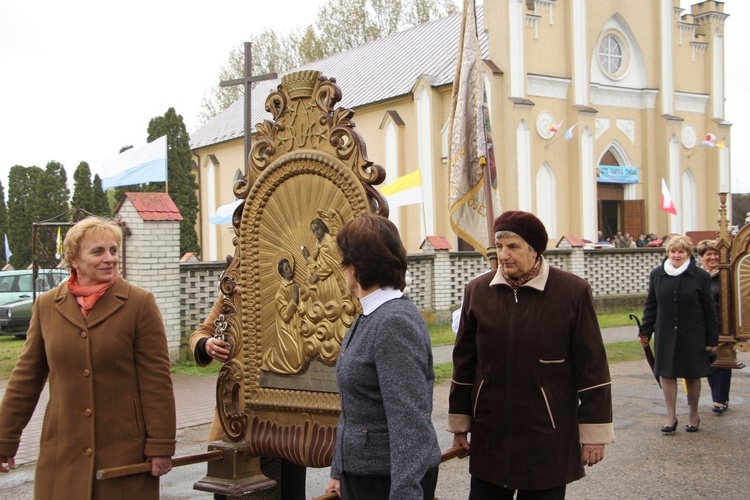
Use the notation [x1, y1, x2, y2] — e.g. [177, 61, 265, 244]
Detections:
[220, 42, 278, 171]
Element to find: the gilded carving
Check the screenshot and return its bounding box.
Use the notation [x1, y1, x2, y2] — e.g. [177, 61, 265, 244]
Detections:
[214, 70, 387, 468]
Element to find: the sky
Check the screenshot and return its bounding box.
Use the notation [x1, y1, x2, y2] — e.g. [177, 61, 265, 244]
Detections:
[1, 0, 748, 192]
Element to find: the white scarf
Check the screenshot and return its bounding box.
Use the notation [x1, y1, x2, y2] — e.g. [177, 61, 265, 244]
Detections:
[664, 258, 690, 276]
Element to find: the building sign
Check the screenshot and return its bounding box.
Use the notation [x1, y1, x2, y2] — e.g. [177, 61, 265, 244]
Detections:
[597, 165, 639, 184]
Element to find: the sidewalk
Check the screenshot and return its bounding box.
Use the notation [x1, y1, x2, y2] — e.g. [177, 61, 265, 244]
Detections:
[3, 329, 749, 499]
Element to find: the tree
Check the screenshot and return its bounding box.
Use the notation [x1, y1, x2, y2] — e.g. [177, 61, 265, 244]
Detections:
[92, 175, 111, 217]
[7, 165, 44, 269]
[147, 108, 200, 256]
[33, 161, 70, 269]
[199, 0, 458, 124]
[0, 182, 7, 268]
[72, 161, 96, 216]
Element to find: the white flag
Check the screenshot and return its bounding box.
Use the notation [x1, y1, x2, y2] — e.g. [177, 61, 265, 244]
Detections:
[4, 234, 12, 262]
[100, 135, 168, 190]
[209, 199, 244, 225]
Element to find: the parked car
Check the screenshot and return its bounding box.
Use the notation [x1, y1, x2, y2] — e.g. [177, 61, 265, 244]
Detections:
[0, 269, 68, 339]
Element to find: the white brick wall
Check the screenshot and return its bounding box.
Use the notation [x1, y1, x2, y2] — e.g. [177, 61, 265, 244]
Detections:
[117, 200, 182, 362]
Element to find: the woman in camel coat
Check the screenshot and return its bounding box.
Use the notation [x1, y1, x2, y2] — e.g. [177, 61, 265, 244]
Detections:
[0, 217, 176, 499]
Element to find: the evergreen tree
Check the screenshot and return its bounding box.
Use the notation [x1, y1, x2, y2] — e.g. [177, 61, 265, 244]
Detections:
[0, 182, 8, 268]
[7, 165, 44, 269]
[33, 161, 70, 269]
[147, 108, 200, 256]
[92, 175, 112, 217]
[72, 161, 96, 217]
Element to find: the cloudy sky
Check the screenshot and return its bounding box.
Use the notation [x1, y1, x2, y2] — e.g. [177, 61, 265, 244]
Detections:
[1, 0, 747, 192]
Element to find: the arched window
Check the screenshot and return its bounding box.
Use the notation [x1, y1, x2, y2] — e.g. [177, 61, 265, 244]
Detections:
[536, 163, 557, 239]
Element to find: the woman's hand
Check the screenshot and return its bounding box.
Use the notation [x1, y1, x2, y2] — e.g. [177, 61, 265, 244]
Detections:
[325, 478, 340, 496]
[0, 455, 15, 473]
[581, 444, 605, 467]
[204, 337, 231, 362]
[638, 335, 650, 348]
[147, 456, 172, 477]
[453, 432, 470, 454]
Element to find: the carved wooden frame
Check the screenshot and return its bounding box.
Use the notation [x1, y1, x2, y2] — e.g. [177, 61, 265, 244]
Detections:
[213, 70, 387, 468]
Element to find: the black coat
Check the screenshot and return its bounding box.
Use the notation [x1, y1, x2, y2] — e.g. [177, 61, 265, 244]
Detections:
[640, 257, 719, 378]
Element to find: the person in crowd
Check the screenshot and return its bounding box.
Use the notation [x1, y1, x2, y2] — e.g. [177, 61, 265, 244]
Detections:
[190, 261, 307, 500]
[0, 216, 176, 499]
[326, 215, 440, 499]
[639, 235, 719, 433]
[622, 233, 636, 248]
[614, 230, 626, 248]
[449, 210, 614, 499]
[697, 240, 732, 414]
[636, 233, 649, 247]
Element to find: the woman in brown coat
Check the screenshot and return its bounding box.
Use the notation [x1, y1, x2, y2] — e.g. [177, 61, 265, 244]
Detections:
[0, 217, 176, 499]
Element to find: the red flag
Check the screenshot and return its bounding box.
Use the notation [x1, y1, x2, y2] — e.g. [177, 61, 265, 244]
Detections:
[661, 178, 677, 215]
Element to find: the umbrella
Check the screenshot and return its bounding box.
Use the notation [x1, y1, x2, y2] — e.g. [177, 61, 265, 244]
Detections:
[629, 313, 661, 388]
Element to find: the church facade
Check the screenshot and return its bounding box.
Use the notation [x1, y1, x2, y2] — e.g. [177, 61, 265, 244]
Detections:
[190, 0, 731, 258]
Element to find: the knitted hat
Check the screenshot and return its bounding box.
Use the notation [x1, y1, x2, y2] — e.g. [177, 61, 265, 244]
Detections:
[493, 211, 548, 254]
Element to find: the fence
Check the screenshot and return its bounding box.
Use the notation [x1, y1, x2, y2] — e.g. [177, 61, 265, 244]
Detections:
[179, 245, 669, 339]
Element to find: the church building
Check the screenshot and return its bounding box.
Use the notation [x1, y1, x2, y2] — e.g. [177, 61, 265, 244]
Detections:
[190, 0, 731, 258]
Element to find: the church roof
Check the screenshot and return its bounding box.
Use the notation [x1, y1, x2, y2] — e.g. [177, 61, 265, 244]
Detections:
[190, 6, 489, 150]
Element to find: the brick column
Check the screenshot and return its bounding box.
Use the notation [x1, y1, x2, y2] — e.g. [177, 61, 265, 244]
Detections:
[116, 197, 182, 362]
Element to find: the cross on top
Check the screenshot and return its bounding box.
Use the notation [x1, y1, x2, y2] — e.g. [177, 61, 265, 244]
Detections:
[220, 42, 278, 172]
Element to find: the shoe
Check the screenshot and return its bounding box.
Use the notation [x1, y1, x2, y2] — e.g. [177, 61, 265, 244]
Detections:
[661, 420, 678, 433]
[712, 402, 728, 414]
[686, 418, 701, 432]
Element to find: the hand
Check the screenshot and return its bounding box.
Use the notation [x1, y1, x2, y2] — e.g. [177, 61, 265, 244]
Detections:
[148, 456, 172, 477]
[292, 285, 300, 304]
[301, 247, 309, 259]
[638, 335, 650, 348]
[0, 456, 15, 473]
[581, 444, 605, 467]
[309, 274, 319, 284]
[453, 432, 470, 455]
[205, 337, 231, 362]
[326, 478, 340, 496]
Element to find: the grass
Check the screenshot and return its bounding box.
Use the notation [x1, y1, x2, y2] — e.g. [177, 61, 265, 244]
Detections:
[0, 308, 646, 379]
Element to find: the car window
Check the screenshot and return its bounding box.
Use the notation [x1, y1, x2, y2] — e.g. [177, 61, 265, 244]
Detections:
[18, 275, 33, 293]
[0, 277, 13, 292]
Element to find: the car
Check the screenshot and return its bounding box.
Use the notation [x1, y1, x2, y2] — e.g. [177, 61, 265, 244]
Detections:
[0, 269, 68, 339]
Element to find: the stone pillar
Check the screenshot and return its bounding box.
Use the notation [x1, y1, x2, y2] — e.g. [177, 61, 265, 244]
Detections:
[420, 236, 454, 324]
[115, 194, 182, 362]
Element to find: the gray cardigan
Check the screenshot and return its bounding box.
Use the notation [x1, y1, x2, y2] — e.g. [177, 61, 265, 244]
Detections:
[331, 296, 441, 498]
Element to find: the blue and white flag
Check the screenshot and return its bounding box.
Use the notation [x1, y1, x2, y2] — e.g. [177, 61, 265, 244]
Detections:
[4, 234, 12, 262]
[209, 199, 244, 225]
[100, 135, 168, 190]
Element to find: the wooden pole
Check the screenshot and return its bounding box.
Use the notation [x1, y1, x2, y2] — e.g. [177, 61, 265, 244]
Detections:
[96, 450, 224, 480]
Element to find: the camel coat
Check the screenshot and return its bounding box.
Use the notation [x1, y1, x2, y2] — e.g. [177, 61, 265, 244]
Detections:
[0, 277, 176, 500]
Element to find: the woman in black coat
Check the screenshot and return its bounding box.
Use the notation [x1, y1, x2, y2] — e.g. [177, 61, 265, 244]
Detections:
[639, 235, 719, 433]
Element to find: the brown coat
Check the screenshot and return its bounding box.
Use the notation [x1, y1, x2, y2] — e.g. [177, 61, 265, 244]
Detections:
[448, 259, 614, 490]
[0, 277, 176, 500]
[189, 296, 224, 442]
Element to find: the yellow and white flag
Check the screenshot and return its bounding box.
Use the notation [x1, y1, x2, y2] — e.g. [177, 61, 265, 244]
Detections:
[55, 227, 63, 260]
[381, 169, 423, 208]
[448, 0, 501, 254]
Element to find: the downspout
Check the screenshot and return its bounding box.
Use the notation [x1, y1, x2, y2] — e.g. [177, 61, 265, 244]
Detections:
[192, 151, 203, 259]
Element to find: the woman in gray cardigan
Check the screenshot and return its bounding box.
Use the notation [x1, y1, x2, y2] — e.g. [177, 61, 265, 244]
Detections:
[325, 215, 441, 500]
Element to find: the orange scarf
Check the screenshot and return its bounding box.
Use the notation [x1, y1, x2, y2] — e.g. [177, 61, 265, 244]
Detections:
[67, 269, 119, 319]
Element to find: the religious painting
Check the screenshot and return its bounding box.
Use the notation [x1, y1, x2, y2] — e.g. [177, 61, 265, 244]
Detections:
[214, 70, 387, 469]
